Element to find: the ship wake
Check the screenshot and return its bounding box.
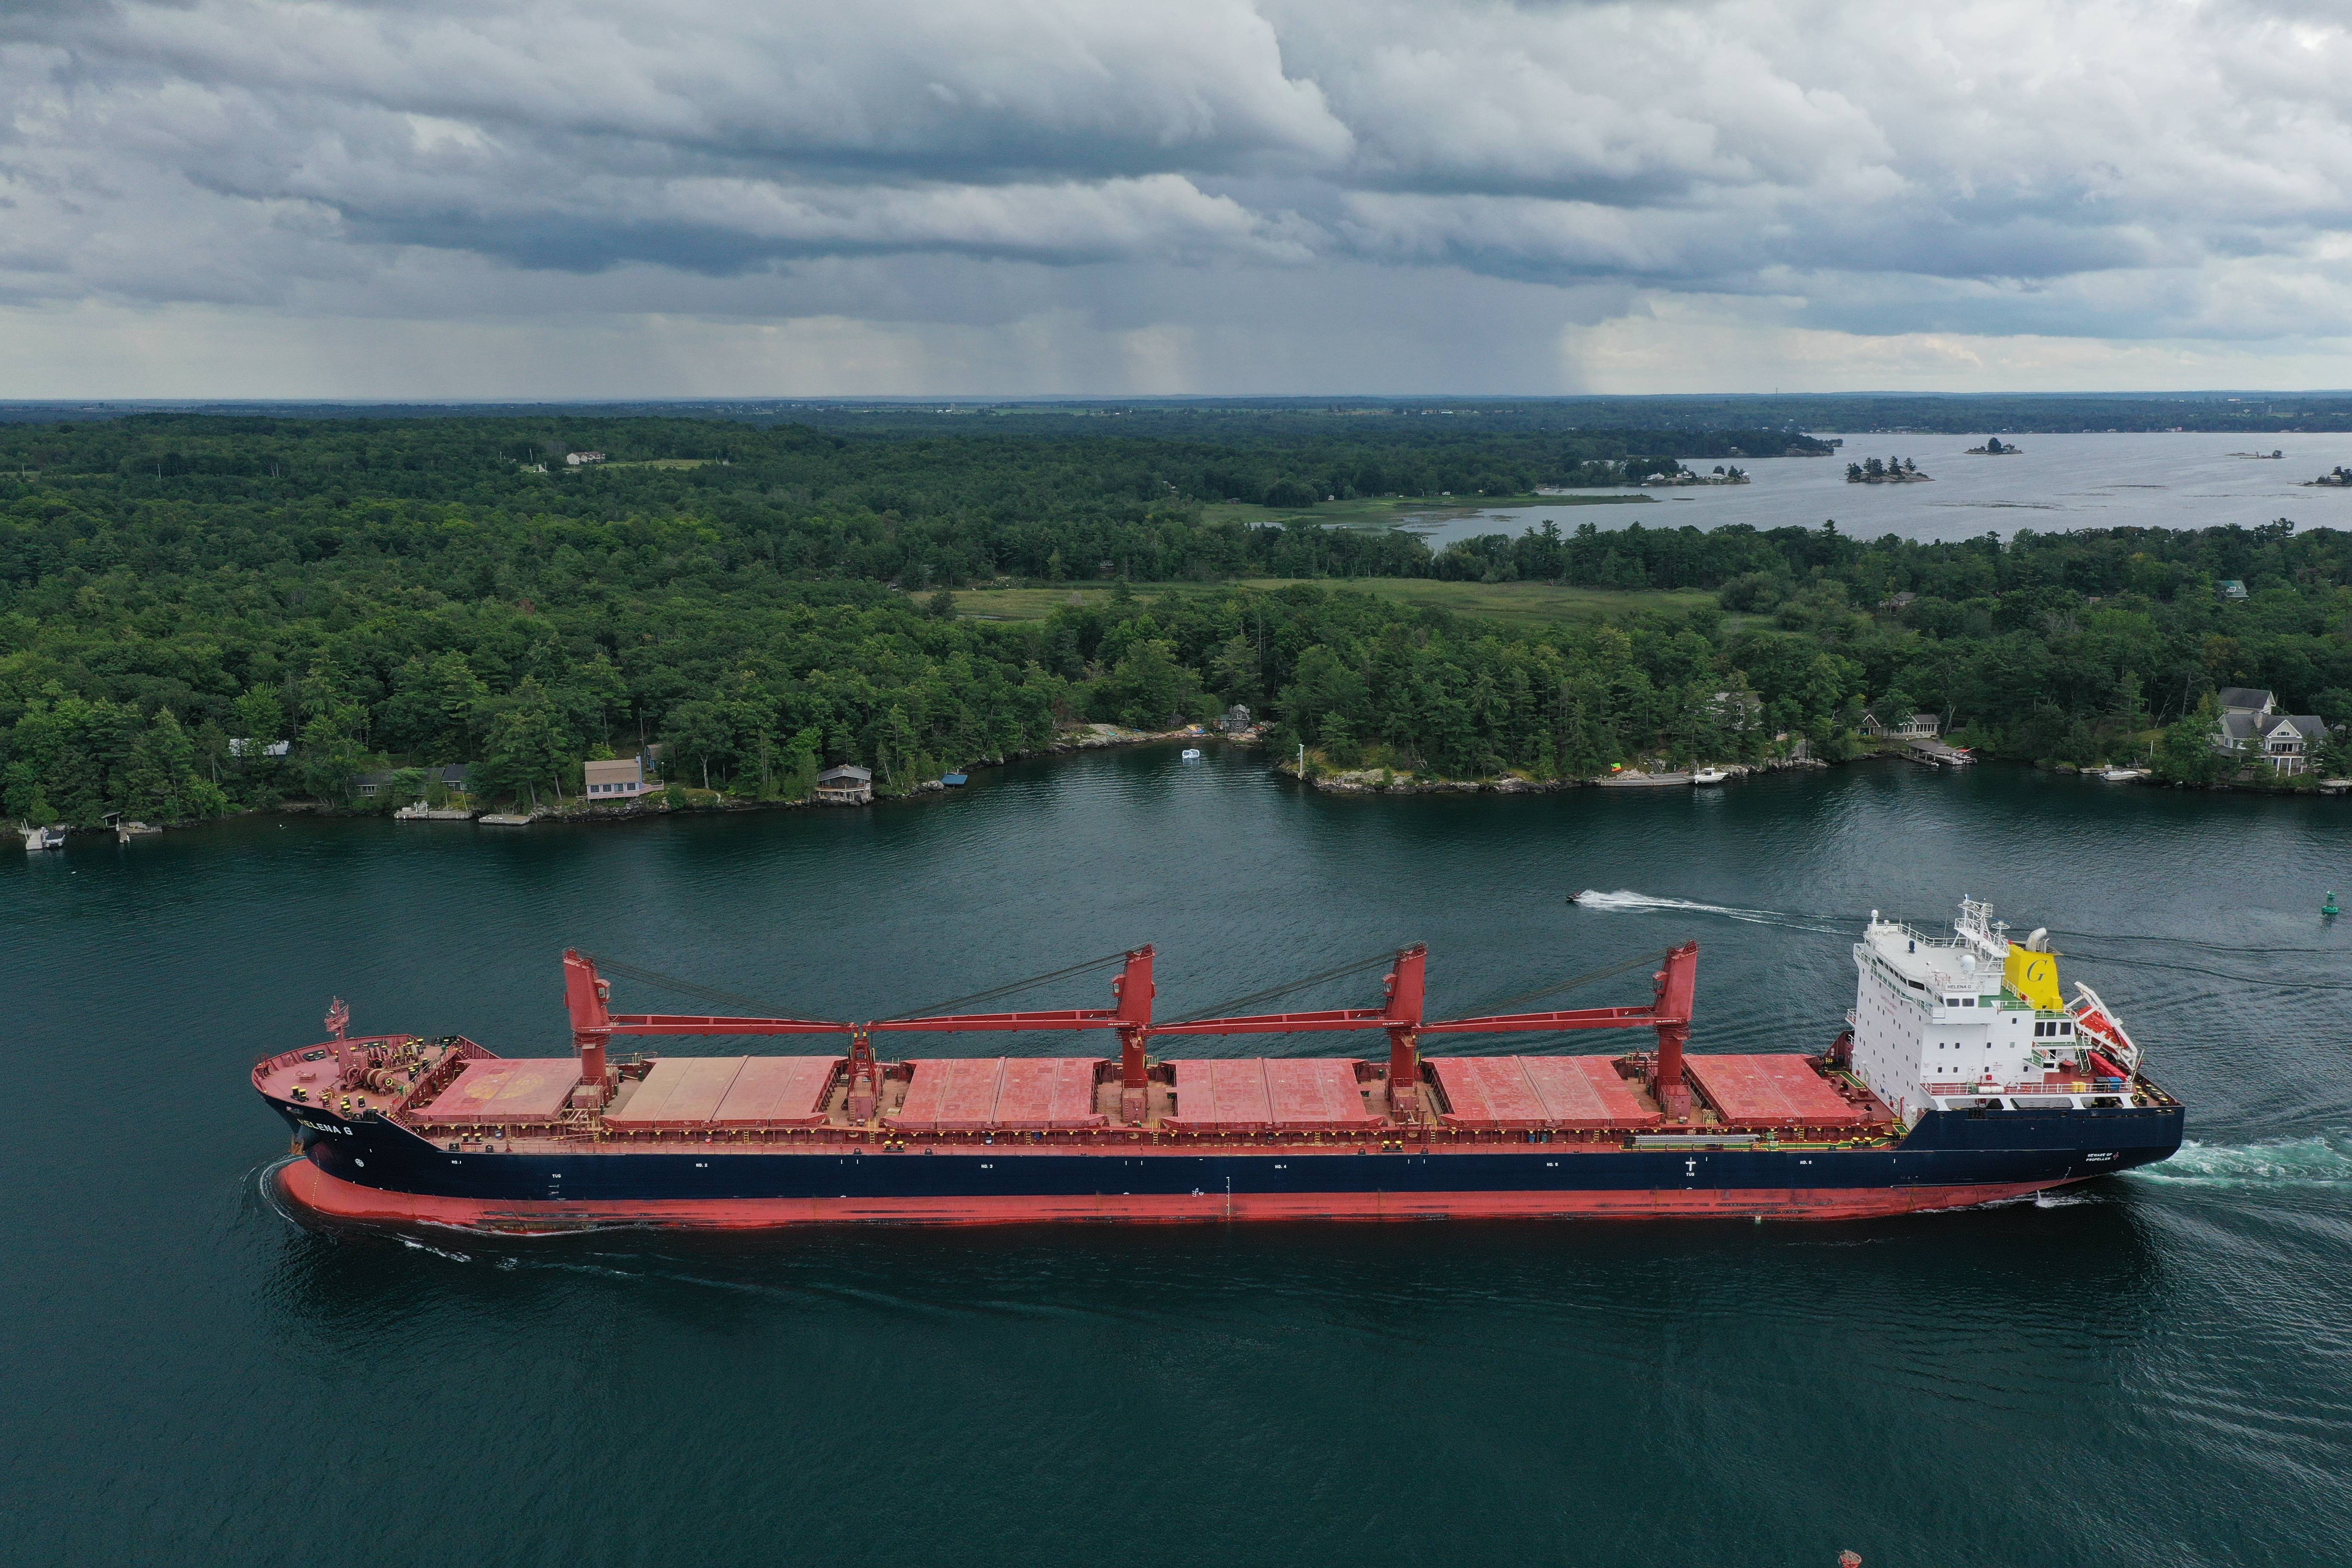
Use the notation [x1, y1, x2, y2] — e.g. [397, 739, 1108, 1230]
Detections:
[2128, 1134, 2352, 1188]
[1571, 890, 1847, 935]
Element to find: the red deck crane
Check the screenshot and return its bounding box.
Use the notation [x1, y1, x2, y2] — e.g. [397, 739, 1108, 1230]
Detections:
[869, 946, 1156, 1122]
[560, 940, 1697, 1126]
[1153, 941, 1699, 1121]
[563, 949, 849, 1107]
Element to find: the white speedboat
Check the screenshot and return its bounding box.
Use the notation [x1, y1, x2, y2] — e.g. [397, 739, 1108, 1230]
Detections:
[1690, 768, 1728, 785]
[1180, 748, 1203, 760]
[21, 824, 66, 851]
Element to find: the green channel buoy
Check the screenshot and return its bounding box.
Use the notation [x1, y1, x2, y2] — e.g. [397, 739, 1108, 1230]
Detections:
[2326, 891, 2342, 918]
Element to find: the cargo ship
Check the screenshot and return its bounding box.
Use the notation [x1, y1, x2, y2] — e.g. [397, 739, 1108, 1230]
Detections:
[256, 899, 2183, 1231]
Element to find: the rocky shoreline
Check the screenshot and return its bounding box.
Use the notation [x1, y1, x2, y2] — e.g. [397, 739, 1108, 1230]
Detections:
[263, 722, 1243, 827]
[42, 732, 2342, 840]
[1279, 753, 1827, 796]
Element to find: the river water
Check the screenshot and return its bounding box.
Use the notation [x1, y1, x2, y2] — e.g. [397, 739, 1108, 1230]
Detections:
[1401, 430, 2352, 548]
[5, 747, 2349, 1567]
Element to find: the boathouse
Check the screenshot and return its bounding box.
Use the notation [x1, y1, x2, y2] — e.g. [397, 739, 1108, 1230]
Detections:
[815, 764, 873, 805]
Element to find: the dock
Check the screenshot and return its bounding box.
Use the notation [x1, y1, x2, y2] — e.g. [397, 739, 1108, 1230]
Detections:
[1902, 739, 1975, 768]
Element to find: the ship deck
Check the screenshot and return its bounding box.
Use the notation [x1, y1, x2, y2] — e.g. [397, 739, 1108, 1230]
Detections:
[254, 1036, 1909, 1158]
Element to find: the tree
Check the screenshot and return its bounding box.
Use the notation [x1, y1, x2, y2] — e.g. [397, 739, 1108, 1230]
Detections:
[2152, 698, 2230, 785]
[297, 701, 368, 802]
[478, 678, 570, 804]
[233, 686, 285, 750]
[382, 651, 488, 762]
[662, 698, 740, 791]
[121, 707, 226, 821]
[873, 706, 920, 789]
[22, 786, 57, 827]
[1095, 638, 1196, 729]
[2311, 724, 2352, 779]
[776, 728, 822, 800]
[1208, 634, 1262, 705]
[1277, 644, 1369, 739]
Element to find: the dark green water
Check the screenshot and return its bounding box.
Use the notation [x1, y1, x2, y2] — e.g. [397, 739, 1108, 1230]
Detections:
[6, 749, 2350, 1568]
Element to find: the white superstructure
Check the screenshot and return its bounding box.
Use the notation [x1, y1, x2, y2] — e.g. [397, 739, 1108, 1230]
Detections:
[1847, 898, 2139, 1126]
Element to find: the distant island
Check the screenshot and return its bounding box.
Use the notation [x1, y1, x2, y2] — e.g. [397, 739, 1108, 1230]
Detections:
[2229, 449, 2285, 459]
[1964, 436, 2021, 455]
[1846, 457, 1931, 484]
[2304, 466, 2352, 487]
[1639, 463, 1750, 487]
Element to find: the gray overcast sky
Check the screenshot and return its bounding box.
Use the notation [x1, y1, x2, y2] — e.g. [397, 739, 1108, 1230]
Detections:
[5, 0, 2351, 398]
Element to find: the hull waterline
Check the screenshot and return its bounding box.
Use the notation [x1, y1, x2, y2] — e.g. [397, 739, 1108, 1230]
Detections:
[277, 1157, 2081, 1231]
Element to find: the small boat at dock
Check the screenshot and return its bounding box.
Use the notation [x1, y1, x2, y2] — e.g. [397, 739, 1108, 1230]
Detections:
[1690, 768, 1728, 785]
[20, 824, 66, 851]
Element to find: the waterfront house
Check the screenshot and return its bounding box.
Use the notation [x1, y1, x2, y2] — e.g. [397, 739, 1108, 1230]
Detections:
[1860, 710, 1940, 740]
[584, 756, 649, 800]
[2217, 708, 2330, 775]
[565, 450, 606, 466]
[1221, 703, 1254, 734]
[2217, 579, 2251, 601]
[815, 764, 874, 805]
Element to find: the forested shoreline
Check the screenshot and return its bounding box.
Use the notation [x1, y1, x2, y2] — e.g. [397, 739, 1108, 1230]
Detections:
[2, 415, 2347, 827]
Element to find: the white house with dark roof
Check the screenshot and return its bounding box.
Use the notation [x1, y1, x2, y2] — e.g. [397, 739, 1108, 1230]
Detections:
[2215, 698, 2330, 775]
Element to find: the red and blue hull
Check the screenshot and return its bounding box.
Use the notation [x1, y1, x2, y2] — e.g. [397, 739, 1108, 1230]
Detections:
[271, 1098, 2186, 1231]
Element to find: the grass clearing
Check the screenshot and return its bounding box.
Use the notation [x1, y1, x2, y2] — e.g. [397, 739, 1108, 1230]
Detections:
[1200, 493, 1656, 531]
[1237, 578, 1729, 625]
[925, 578, 1732, 628]
[601, 458, 717, 469]
[929, 583, 1231, 622]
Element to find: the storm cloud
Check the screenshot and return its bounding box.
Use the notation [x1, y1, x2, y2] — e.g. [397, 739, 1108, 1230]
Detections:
[3, 0, 2350, 394]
